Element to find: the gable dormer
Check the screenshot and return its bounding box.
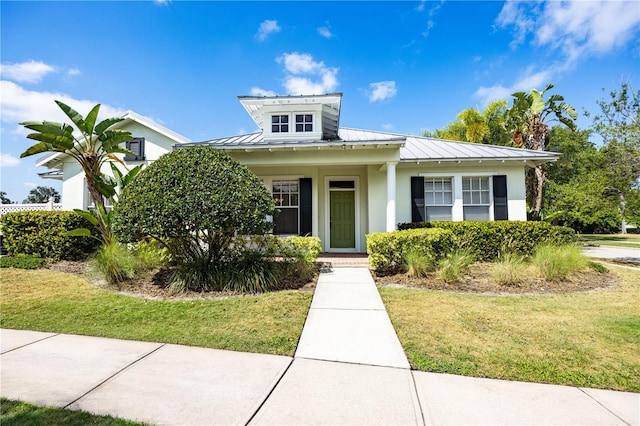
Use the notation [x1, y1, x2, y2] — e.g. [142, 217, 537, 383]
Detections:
[238, 93, 342, 142]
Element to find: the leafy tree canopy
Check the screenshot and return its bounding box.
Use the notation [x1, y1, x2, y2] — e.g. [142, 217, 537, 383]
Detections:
[1, 191, 13, 204]
[112, 146, 276, 262]
[23, 186, 61, 204]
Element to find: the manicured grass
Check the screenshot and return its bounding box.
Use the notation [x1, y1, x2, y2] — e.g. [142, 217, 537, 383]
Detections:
[579, 233, 640, 248]
[0, 269, 312, 356]
[380, 267, 640, 392]
[0, 398, 146, 426]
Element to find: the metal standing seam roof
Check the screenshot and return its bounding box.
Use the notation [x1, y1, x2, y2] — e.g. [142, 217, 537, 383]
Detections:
[189, 127, 560, 163]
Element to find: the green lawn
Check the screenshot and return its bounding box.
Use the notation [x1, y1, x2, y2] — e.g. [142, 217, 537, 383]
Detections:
[579, 233, 640, 248]
[0, 269, 312, 356]
[380, 267, 640, 392]
[0, 398, 146, 426]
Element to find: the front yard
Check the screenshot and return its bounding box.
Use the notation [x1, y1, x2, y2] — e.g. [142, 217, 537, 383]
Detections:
[1, 261, 639, 392]
[380, 266, 640, 392]
[0, 269, 312, 356]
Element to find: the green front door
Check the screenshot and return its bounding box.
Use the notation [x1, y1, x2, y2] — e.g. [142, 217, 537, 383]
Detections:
[330, 191, 356, 248]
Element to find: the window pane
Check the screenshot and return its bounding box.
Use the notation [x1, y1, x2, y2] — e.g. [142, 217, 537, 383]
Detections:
[426, 206, 452, 221]
[290, 194, 298, 206]
[296, 124, 303, 132]
[305, 114, 312, 122]
[472, 192, 480, 204]
[305, 123, 312, 131]
[463, 192, 471, 204]
[281, 115, 288, 123]
[272, 116, 279, 124]
[444, 192, 452, 204]
[281, 124, 288, 132]
[464, 206, 490, 221]
[462, 178, 470, 190]
[274, 208, 298, 234]
[296, 115, 303, 123]
[272, 125, 279, 132]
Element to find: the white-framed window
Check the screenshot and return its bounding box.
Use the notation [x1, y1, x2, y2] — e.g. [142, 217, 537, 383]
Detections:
[462, 176, 491, 221]
[295, 114, 313, 132]
[272, 180, 299, 234]
[425, 177, 453, 221]
[271, 114, 289, 133]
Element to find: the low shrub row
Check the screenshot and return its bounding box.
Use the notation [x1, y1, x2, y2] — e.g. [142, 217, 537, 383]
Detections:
[1, 211, 100, 261]
[367, 228, 456, 274]
[397, 221, 576, 261]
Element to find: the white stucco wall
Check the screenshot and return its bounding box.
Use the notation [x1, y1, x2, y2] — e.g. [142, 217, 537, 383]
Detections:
[394, 163, 527, 227]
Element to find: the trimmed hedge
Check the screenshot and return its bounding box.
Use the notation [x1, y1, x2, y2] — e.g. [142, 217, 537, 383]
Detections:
[0, 255, 46, 269]
[367, 228, 457, 274]
[1, 211, 100, 261]
[397, 221, 576, 261]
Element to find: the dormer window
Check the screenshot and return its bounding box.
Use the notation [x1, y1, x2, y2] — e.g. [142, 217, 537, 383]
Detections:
[271, 115, 289, 133]
[295, 114, 313, 132]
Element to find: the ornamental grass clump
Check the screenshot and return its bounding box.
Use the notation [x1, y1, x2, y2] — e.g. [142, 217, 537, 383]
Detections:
[403, 248, 436, 278]
[89, 241, 138, 286]
[492, 252, 527, 286]
[533, 244, 588, 281]
[438, 249, 474, 283]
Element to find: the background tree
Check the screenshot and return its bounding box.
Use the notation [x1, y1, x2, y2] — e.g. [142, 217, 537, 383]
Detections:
[112, 146, 276, 291]
[504, 84, 577, 216]
[542, 127, 620, 232]
[23, 186, 61, 204]
[423, 100, 510, 146]
[588, 83, 640, 233]
[0, 192, 13, 204]
[19, 101, 134, 238]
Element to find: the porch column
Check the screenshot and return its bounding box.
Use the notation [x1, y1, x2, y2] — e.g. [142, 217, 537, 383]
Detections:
[386, 161, 397, 232]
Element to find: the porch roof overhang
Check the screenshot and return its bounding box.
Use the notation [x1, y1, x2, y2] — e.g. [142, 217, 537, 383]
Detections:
[400, 135, 560, 167]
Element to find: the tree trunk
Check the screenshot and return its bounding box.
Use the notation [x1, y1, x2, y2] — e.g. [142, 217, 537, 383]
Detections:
[534, 164, 544, 215]
[619, 193, 627, 234]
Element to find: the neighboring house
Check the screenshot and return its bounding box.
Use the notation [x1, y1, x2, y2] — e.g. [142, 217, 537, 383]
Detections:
[179, 93, 560, 253]
[37, 111, 191, 211]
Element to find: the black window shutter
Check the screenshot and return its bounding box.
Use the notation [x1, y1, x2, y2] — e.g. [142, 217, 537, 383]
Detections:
[124, 137, 145, 161]
[410, 176, 426, 223]
[299, 178, 312, 235]
[493, 175, 508, 220]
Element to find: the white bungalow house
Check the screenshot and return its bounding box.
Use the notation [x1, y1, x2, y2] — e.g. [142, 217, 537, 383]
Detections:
[36, 111, 191, 211]
[35, 93, 559, 253]
[180, 93, 560, 253]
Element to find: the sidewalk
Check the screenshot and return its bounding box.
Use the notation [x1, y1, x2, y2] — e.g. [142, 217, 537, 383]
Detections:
[2, 267, 639, 425]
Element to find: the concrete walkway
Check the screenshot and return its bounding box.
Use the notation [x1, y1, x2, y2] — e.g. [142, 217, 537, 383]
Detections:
[2, 267, 639, 425]
[583, 245, 640, 264]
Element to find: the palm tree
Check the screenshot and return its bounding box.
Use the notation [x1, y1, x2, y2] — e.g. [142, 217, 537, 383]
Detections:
[505, 84, 577, 216]
[20, 101, 133, 238]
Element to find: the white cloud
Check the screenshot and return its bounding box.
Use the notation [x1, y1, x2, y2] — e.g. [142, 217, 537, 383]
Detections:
[24, 182, 38, 189]
[368, 81, 397, 103]
[0, 80, 124, 137]
[0, 153, 20, 167]
[473, 69, 553, 106]
[496, 0, 640, 66]
[154, 0, 170, 5]
[277, 52, 339, 95]
[67, 68, 81, 76]
[250, 87, 277, 97]
[317, 26, 334, 39]
[256, 20, 281, 41]
[381, 123, 394, 131]
[0, 60, 56, 84]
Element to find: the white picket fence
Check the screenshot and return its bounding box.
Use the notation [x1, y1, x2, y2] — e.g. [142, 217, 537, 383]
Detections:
[0, 197, 63, 219]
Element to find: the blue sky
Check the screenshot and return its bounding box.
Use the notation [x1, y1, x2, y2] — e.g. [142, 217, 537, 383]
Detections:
[1, 0, 639, 203]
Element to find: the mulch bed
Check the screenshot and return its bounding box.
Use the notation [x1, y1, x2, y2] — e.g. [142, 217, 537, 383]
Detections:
[374, 262, 618, 295]
[48, 260, 617, 298]
[47, 261, 318, 300]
